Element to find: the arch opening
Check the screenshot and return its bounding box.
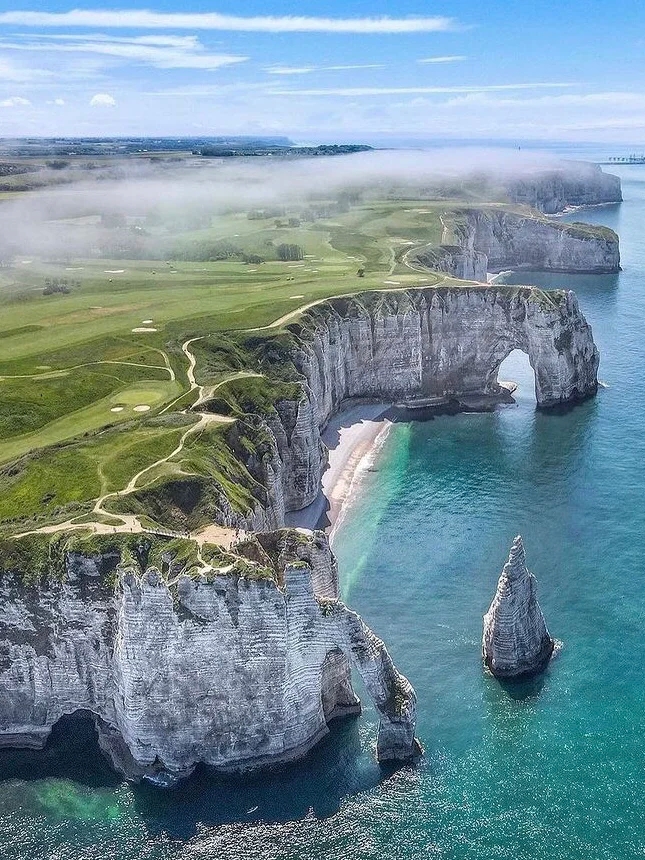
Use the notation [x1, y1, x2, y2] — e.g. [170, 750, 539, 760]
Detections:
[320, 647, 361, 724]
[497, 349, 537, 406]
[0, 709, 119, 787]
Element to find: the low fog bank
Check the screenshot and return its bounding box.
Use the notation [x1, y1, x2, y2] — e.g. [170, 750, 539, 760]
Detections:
[0, 148, 614, 264]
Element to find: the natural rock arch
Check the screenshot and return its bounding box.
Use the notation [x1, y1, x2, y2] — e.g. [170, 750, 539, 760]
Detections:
[259, 287, 600, 522]
[292, 288, 599, 415]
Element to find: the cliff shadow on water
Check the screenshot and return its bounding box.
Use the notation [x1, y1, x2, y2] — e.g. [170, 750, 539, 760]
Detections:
[0, 712, 402, 836]
[0, 711, 120, 789]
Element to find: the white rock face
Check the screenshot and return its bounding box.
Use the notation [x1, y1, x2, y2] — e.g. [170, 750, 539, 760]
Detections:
[482, 536, 554, 678]
[415, 210, 620, 278]
[465, 210, 620, 274]
[504, 164, 622, 214]
[249, 287, 599, 522]
[0, 530, 419, 782]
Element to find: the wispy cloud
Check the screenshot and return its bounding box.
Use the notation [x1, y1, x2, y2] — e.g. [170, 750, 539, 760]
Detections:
[0, 34, 248, 70]
[144, 82, 274, 97]
[0, 10, 460, 33]
[417, 55, 466, 64]
[268, 82, 579, 97]
[266, 63, 385, 75]
[0, 56, 53, 81]
[266, 67, 316, 76]
[0, 95, 30, 107]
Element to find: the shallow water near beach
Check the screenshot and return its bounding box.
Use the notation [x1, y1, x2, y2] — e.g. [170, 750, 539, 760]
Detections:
[2, 166, 645, 859]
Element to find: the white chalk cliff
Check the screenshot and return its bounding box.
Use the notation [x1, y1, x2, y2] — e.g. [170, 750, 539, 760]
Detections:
[482, 536, 554, 678]
[0, 530, 419, 783]
[504, 163, 622, 214]
[414, 209, 620, 282]
[231, 286, 599, 528]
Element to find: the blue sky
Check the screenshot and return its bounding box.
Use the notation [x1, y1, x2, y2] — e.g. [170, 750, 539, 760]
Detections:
[0, 1, 644, 142]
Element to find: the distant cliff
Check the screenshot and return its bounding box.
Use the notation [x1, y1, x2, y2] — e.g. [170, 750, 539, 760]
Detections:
[504, 163, 622, 214]
[0, 529, 419, 784]
[413, 208, 620, 281]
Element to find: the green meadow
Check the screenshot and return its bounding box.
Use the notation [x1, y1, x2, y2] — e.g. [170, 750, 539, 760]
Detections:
[0, 190, 469, 536]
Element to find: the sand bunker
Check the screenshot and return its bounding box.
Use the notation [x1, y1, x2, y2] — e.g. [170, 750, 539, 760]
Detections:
[110, 406, 124, 413]
[383, 280, 401, 285]
[141, 319, 153, 324]
[290, 294, 305, 299]
[104, 269, 125, 274]
[131, 327, 157, 333]
[65, 267, 85, 271]
[133, 405, 151, 412]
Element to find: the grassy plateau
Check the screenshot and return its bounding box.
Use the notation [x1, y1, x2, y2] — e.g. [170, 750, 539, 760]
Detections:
[0, 154, 613, 573]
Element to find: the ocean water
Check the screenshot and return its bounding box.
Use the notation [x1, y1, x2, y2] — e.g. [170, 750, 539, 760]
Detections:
[2, 167, 645, 859]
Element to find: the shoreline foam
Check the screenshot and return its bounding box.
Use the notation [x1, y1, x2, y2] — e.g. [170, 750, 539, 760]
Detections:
[285, 403, 392, 535]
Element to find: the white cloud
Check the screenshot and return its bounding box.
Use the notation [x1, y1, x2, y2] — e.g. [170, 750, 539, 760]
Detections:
[0, 34, 248, 71]
[90, 92, 116, 107]
[266, 67, 316, 76]
[0, 10, 460, 33]
[0, 57, 52, 82]
[0, 95, 31, 107]
[266, 63, 385, 75]
[268, 82, 578, 97]
[417, 55, 466, 64]
[47, 97, 66, 105]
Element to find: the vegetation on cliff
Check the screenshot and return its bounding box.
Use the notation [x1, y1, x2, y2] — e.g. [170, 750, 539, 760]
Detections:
[0, 157, 614, 564]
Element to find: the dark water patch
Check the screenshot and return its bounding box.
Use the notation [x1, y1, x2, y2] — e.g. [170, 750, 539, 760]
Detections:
[0, 711, 120, 789]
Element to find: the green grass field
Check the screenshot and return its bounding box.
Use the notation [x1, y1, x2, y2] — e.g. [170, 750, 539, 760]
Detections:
[0, 181, 558, 539]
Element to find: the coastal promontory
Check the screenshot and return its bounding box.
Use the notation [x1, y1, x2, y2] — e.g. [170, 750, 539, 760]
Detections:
[0, 529, 419, 784]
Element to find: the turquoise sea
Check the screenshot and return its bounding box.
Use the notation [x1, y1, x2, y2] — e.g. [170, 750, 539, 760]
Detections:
[1, 166, 644, 859]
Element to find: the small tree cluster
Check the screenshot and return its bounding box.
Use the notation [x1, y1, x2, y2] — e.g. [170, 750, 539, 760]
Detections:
[43, 277, 80, 295]
[277, 243, 304, 262]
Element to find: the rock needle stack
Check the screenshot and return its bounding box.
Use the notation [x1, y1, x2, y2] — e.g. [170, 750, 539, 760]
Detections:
[482, 536, 554, 679]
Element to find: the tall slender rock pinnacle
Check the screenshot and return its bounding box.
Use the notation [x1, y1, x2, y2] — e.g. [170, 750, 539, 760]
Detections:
[482, 536, 554, 679]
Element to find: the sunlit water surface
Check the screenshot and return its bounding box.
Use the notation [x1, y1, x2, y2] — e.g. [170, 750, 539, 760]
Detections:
[2, 167, 645, 859]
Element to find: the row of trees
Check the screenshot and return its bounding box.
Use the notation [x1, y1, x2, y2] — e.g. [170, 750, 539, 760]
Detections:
[171, 238, 304, 264]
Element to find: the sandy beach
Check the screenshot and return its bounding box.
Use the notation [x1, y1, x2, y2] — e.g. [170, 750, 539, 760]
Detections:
[285, 402, 393, 537]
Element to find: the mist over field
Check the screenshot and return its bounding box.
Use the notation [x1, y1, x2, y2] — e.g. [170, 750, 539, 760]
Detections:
[0, 148, 581, 263]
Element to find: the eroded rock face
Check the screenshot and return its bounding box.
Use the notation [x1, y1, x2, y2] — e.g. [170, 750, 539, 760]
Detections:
[249, 287, 599, 520]
[415, 209, 620, 279]
[464, 210, 620, 274]
[504, 164, 622, 214]
[482, 536, 554, 679]
[0, 530, 419, 783]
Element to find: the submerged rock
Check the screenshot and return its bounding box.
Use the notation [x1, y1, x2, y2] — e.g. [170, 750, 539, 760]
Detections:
[482, 536, 554, 679]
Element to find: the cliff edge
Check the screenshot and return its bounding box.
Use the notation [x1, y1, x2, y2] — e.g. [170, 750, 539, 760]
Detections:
[0, 529, 420, 784]
[413, 208, 620, 281]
